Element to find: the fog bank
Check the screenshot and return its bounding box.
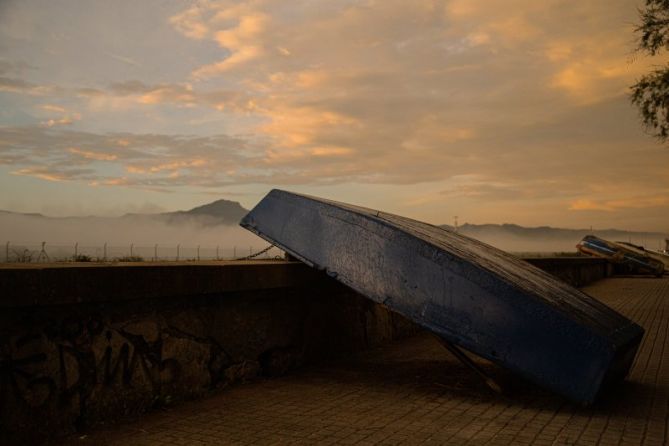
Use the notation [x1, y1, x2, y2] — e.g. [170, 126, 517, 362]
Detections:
[0, 213, 273, 261]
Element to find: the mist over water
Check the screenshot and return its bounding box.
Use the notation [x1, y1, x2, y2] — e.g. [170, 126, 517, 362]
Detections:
[457, 228, 668, 254]
[0, 213, 270, 260]
[468, 234, 583, 253]
[1, 212, 666, 261]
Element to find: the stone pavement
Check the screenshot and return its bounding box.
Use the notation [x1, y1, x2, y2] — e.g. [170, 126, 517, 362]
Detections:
[58, 277, 669, 446]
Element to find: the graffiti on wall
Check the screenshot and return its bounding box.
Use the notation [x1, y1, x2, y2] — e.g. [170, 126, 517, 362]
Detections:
[0, 313, 248, 432]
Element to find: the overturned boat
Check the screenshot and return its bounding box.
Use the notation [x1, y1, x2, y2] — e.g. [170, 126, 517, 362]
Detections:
[649, 250, 669, 270]
[577, 235, 665, 277]
[619, 241, 669, 272]
[241, 190, 644, 405]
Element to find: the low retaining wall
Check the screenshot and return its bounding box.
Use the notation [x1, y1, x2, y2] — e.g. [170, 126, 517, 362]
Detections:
[0, 261, 416, 444]
[524, 257, 612, 287]
[0, 257, 609, 443]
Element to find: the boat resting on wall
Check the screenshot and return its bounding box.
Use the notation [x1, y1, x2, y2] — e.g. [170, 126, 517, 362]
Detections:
[577, 235, 665, 277]
[241, 190, 644, 405]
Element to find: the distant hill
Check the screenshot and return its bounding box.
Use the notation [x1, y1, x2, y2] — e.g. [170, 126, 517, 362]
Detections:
[0, 198, 250, 227]
[1, 200, 667, 252]
[123, 199, 248, 226]
[0, 199, 264, 251]
[439, 223, 668, 253]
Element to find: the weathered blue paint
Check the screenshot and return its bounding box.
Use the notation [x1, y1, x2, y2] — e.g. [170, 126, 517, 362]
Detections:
[240, 190, 644, 405]
[577, 235, 665, 276]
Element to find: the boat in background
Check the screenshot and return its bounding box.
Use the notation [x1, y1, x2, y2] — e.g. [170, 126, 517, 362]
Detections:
[577, 235, 665, 276]
[241, 190, 644, 405]
[616, 241, 669, 271]
[649, 250, 669, 270]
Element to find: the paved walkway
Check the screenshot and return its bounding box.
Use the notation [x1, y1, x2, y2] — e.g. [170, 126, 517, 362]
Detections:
[59, 277, 669, 445]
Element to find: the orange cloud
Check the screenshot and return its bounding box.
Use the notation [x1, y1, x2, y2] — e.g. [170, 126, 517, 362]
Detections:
[40, 112, 81, 127]
[569, 196, 669, 212]
[11, 168, 66, 182]
[259, 105, 361, 150]
[126, 159, 207, 174]
[173, 4, 270, 78]
[311, 146, 354, 157]
[39, 104, 67, 113]
[192, 46, 262, 78]
[169, 4, 210, 39]
[68, 147, 118, 161]
[569, 199, 614, 212]
[101, 177, 129, 186]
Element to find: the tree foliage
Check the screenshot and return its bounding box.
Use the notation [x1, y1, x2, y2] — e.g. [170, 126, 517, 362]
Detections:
[632, 0, 669, 141]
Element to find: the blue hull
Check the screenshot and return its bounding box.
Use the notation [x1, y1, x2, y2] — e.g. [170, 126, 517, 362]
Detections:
[577, 235, 665, 276]
[241, 190, 644, 405]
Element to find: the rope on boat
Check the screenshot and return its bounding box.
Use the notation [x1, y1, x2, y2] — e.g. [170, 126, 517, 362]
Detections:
[235, 244, 276, 260]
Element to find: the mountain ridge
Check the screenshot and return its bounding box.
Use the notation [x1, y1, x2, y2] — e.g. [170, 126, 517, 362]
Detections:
[441, 222, 668, 238]
[0, 200, 667, 245]
[0, 198, 249, 226]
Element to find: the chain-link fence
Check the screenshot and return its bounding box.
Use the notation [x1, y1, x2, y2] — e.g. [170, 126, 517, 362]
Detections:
[2, 241, 284, 263]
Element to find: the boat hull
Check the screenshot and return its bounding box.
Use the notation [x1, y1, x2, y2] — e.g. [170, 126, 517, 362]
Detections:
[577, 235, 665, 276]
[241, 190, 644, 405]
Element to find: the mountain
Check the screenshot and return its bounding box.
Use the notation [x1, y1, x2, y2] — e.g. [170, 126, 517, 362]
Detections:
[1, 200, 667, 252]
[0, 199, 250, 226]
[0, 199, 257, 248]
[439, 223, 668, 253]
[123, 199, 248, 226]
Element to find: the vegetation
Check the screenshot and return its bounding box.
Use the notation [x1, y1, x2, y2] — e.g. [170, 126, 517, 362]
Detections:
[72, 254, 93, 262]
[632, 0, 669, 141]
[116, 255, 145, 262]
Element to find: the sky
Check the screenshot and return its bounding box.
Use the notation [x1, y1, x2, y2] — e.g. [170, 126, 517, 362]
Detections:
[0, 0, 668, 232]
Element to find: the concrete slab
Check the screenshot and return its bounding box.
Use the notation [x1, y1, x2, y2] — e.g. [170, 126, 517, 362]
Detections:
[0, 261, 322, 307]
[57, 276, 669, 446]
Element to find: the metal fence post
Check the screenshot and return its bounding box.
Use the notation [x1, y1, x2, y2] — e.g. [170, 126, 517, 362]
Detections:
[103, 242, 107, 261]
[197, 245, 200, 261]
[74, 242, 78, 259]
[130, 243, 134, 258]
[154, 244, 158, 261]
[37, 241, 49, 262]
[176, 244, 180, 261]
[216, 245, 219, 261]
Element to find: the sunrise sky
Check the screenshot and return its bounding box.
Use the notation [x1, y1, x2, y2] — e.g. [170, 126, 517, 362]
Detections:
[1, 0, 668, 231]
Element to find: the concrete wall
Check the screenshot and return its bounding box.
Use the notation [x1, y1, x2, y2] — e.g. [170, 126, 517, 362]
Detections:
[0, 257, 608, 443]
[525, 257, 611, 287]
[0, 262, 417, 444]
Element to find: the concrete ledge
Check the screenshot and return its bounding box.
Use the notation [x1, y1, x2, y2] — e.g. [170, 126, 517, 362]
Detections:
[525, 257, 611, 287]
[0, 256, 610, 443]
[0, 261, 322, 308]
[0, 257, 609, 308]
[0, 261, 417, 444]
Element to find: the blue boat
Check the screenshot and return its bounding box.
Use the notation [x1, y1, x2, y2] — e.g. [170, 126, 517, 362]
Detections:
[577, 235, 664, 276]
[241, 190, 644, 405]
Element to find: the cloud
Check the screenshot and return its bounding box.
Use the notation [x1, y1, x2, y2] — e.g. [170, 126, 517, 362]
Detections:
[41, 114, 81, 127]
[1, 0, 668, 230]
[70, 80, 251, 113]
[162, 0, 666, 190]
[0, 125, 263, 188]
[171, 2, 269, 78]
[39, 104, 67, 113]
[68, 147, 117, 161]
[11, 166, 95, 182]
[570, 195, 669, 212]
[168, 3, 212, 40]
[0, 76, 58, 96]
